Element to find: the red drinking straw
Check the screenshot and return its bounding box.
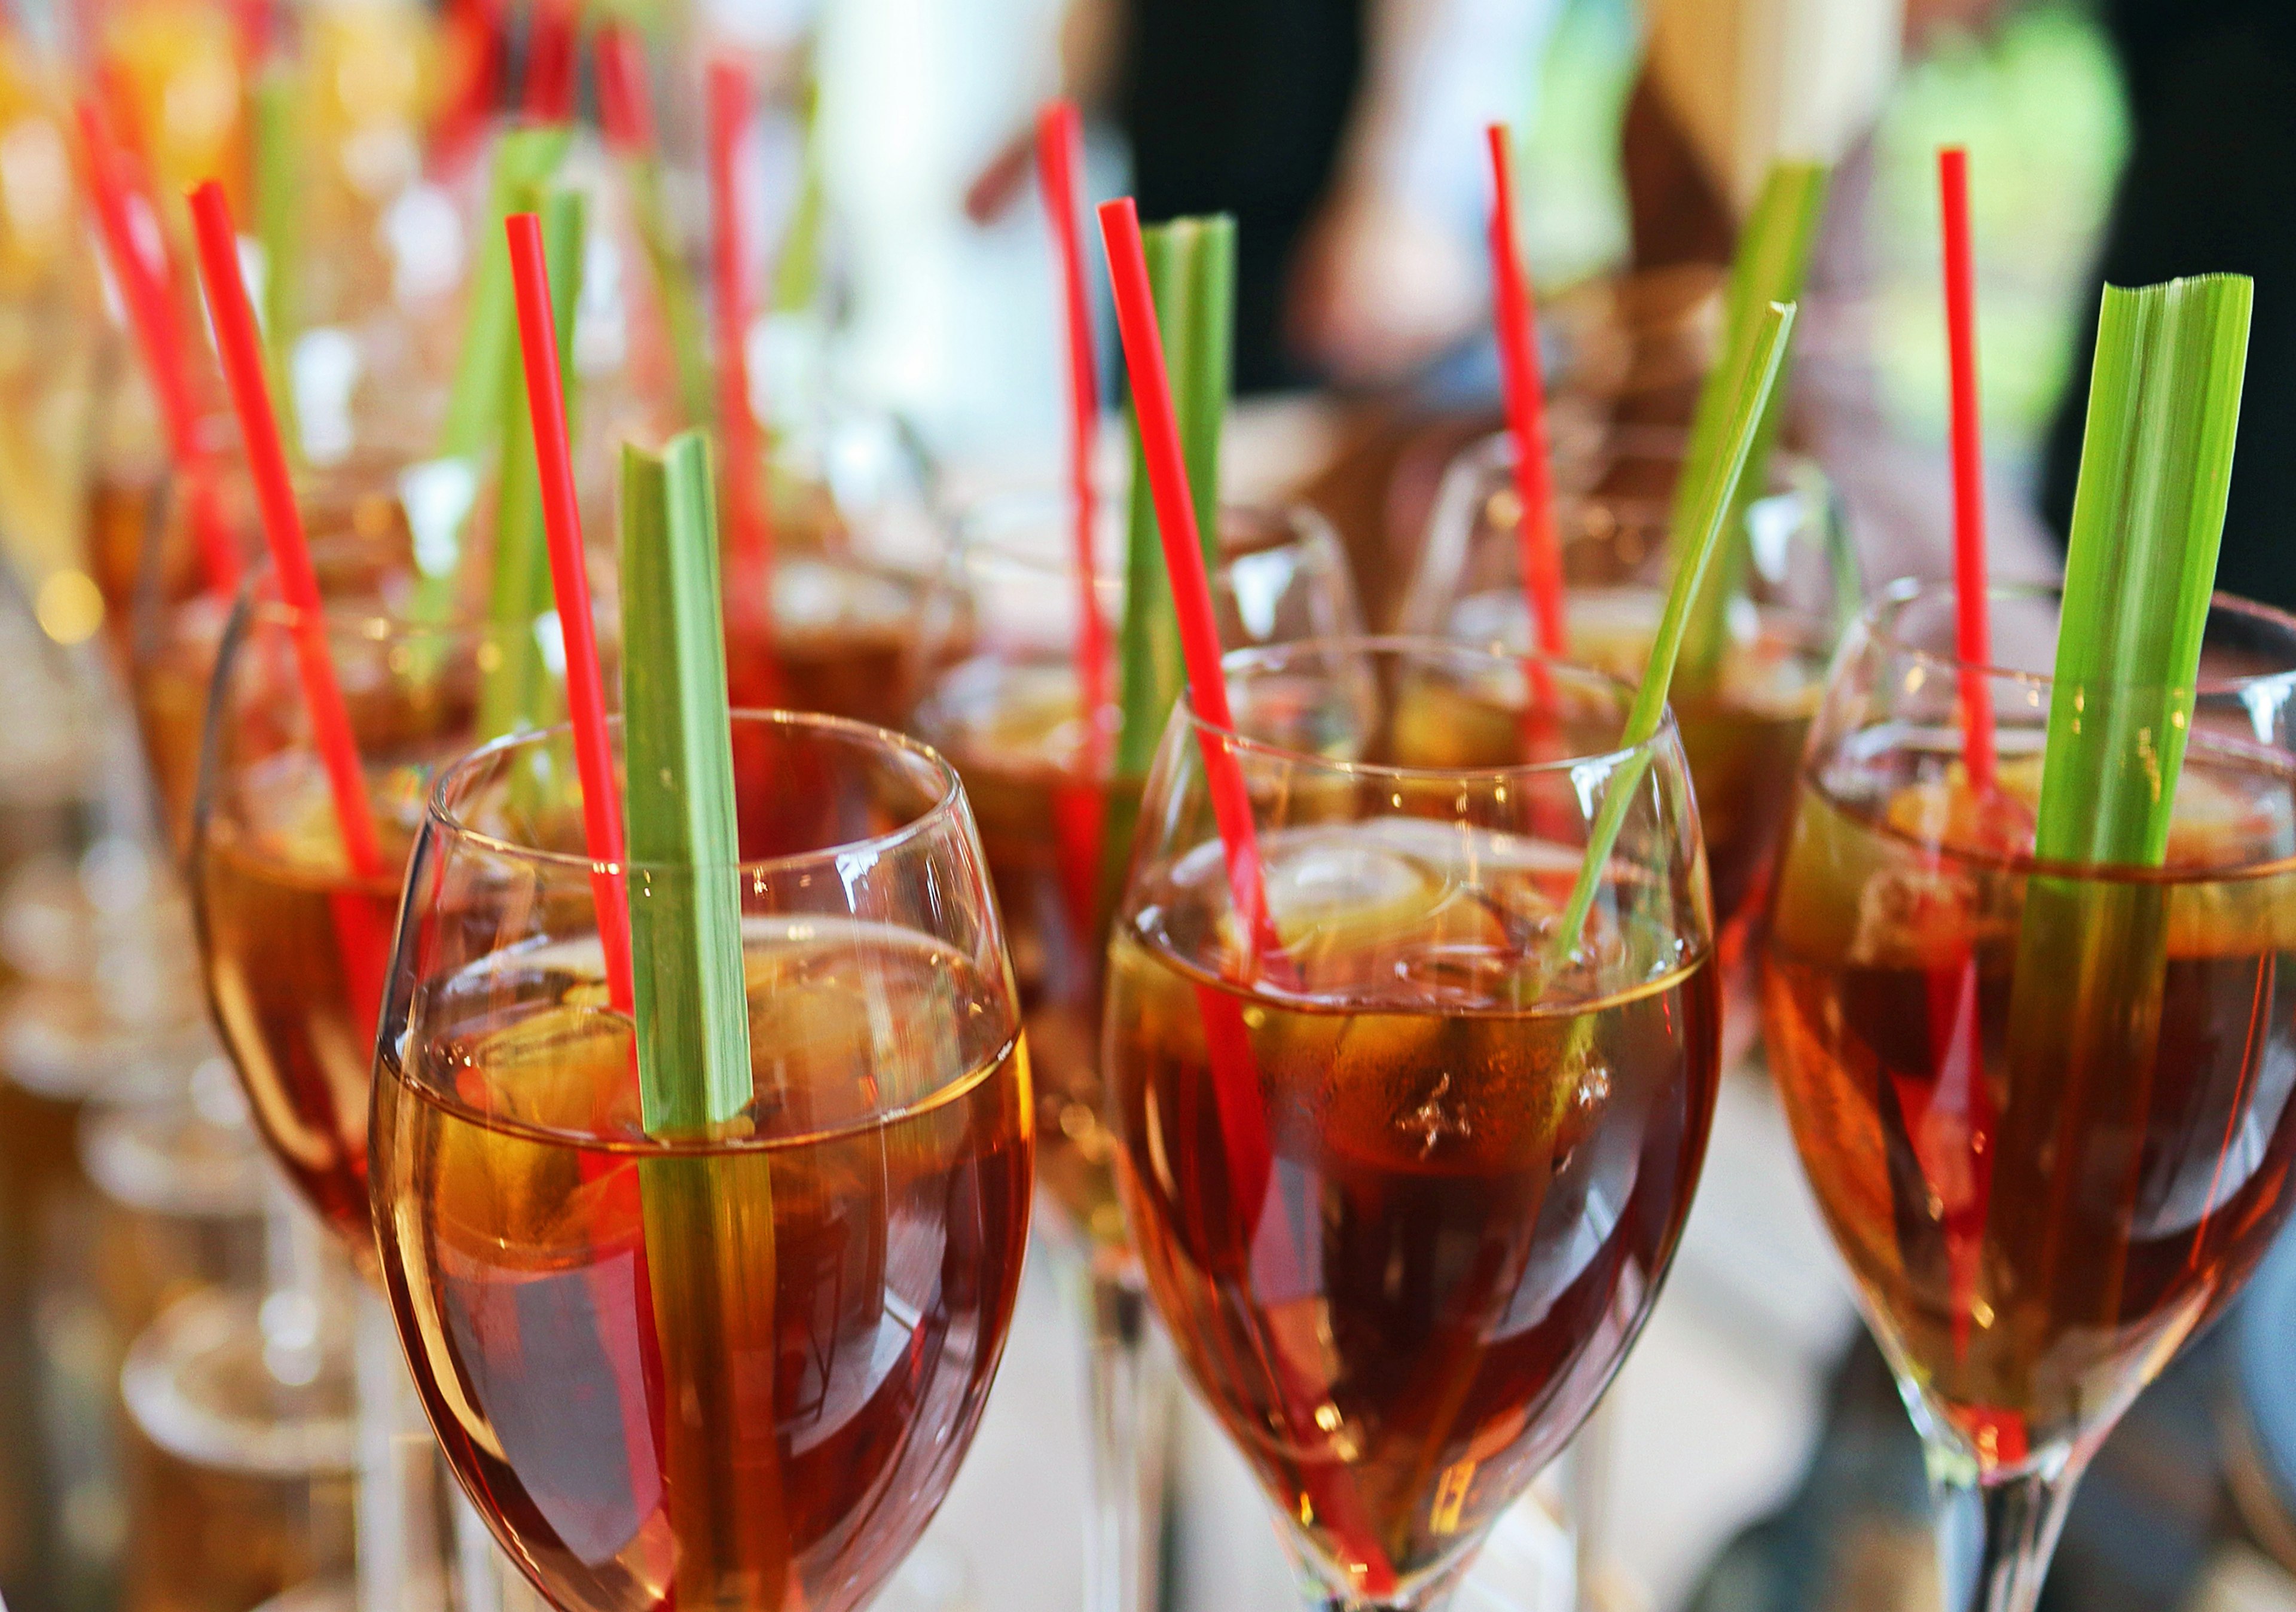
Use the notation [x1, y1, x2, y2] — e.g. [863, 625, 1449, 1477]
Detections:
[506, 213, 637, 1017]
[78, 103, 240, 597]
[594, 21, 654, 152]
[520, 0, 578, 121]
[1101, 195, 1396, 1596]
[1939, 146, 1995, 790]
[1931, 148, 2000, 1375]
[1486, 124, 1567, 659]
[188, 181, 387, 885]
[1037, 102, 1108, 764]
[435, 0, 505, 172]
[1037, 100, 1109, 918]
[707, 57, 773, 607]
[1096, 199, 1278, 966]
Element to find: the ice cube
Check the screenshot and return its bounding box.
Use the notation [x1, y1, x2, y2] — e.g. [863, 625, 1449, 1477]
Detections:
[1261, 826, 1509, 997]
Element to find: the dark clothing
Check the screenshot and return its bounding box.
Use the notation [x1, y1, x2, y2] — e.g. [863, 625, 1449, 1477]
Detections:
[2041, 2, 2296, 610]
[1116, 0, 1365, 392]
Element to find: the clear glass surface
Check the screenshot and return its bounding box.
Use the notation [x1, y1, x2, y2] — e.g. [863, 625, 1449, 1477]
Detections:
[371, 712, 1034, 1612]
[1107, 636, 1721, 1609]
[1402, 426, 1855, 952]
[1761, 581, 2296, 1611]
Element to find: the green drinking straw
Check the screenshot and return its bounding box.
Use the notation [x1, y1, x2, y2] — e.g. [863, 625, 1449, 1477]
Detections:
[1998, 276, 2251, 1339]
[1671, 161, 1830, 690]
[1550, 300, 1800, 966]
[477, 187, 585, 741]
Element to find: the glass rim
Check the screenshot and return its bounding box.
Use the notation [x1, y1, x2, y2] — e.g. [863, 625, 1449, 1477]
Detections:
[428, 707, 971, 877]
[1183, 633, 1678, 780]
[1861, 576, 2296, 700]
[233, 545, 542, 645]
[1459, 422, 1824, 498]
[951, 490, 1339, 583]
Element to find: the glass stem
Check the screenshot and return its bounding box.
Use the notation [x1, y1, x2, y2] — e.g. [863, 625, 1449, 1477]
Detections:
[1082, 1248, 1172, 1612]
[1930, 1442, 2087, 1612]
[355, 1280, 452, 1612]
[1567, 1400, 1617, 1612]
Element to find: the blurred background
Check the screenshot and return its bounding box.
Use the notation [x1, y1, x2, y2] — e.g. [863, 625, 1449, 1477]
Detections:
[0, 2, 2289, 1611]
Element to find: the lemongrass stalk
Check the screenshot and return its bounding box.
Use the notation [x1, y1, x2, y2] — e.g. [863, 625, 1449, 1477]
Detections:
[1998, 274, 2250, 1351]
[1672, 161, 1829, 691]
[1552, 300, 1800, 964]
[623, 432, 780, 1605]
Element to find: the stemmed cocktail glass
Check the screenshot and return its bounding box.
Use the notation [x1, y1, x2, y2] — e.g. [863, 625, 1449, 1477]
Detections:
[1403, 426, 1854, 999]
[370, 711, 1035, 1611]
[1106, 636, 1721, 1610]
[190, 558, 539, 1610]
[911, 488, 1359, 1612]
[1762, 581, 2296, 1610]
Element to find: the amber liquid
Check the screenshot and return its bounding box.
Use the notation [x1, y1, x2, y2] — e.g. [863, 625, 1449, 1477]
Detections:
[1106, 822, 1718, 1592]
[723, 554, 921, 731]
[375, 922, 1034, 1612]
[1763, 757, 2296, 1461]
[1440, 588, 1823, 929]
[127, 593, 228, 854]
[917, 660, 1138, 1248]
[197, 763, 414, 1260]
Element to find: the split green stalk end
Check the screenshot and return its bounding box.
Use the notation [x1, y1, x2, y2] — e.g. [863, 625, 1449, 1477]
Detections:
[1551, 300, 1801, 964]
[1671, 161, 1830, 689]
[2034, 273, 2252, 866]
[621, 432, 753, 1135]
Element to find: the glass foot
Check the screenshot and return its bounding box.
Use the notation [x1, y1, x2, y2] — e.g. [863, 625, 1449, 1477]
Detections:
[121, 1289, 357, 1479]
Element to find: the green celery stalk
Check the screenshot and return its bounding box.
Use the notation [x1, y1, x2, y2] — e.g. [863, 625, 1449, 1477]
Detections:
[438, 127, 573, 462]
[621, 432, 754, 1131]
[1671, 161, 1830, 691]
[623, 433, 782, 1600]
[1995, 274, 2250, 1358]
[408, 127, 572, 631]
[478, 188, 585, 742]
[2031, 276, 2251, 866]
[1181, 215, 1234, 551]
[770, 70, 826, 317]
[252, 65, 303, 462]
[1551, 300, 1800, 966]
[1113, 216, 1233, 780]
[1103, 216, 1235, 903]
[628, 153, 712, 425]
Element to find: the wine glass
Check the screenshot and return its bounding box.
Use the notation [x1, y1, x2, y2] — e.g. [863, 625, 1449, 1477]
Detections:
[1761, 580, 2296, 1611]
[1403, 425, 1855, 966]
[370, 711, 1034, 1612]
[189, 551, 541, 1611]
[910, 489, 1360, 1612]
[721, 403, 942, 730]
[1106, 636, 1722, 1610]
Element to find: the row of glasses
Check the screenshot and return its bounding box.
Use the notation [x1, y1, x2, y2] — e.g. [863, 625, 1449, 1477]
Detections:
[349, 613, 1705, 1612]
[1403, 397, 2296, 1608]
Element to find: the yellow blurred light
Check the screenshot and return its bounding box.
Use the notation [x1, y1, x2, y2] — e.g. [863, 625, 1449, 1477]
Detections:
[36, 569, 103, 644]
